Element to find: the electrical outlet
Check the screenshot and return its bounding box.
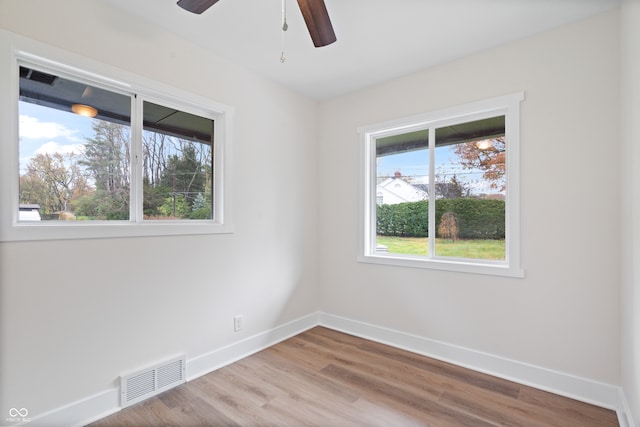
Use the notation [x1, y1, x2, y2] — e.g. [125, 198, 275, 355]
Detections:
[234, 315, 243, 332]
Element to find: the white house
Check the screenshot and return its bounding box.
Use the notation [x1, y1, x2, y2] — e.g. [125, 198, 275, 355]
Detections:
[376, 171, 427, 205]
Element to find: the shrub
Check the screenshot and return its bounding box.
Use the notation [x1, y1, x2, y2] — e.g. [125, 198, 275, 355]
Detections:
[189, 207, 211, 219]
[377, 200, 428, 237]
[377, 198, 504, 239]
[438, 212, 459, 241]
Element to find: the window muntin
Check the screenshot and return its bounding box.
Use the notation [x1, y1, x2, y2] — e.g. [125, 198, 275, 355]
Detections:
[17, 65, 217, 224]
[360, 93, 523, 277]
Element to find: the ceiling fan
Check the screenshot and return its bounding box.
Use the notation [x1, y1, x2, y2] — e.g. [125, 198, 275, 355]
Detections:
[177, 0, 337, 48]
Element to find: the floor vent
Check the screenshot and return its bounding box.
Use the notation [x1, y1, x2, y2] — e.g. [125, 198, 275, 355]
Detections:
[120, 355, 186, 407]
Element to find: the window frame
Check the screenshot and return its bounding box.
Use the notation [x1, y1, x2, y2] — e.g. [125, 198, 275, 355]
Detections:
[358, 93, 524, 277]
[0, 39, 234, 242]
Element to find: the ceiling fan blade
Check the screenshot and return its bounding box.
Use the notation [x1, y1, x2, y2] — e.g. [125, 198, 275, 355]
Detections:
[296, 0, 337, 47]
[177, 0, 220, 14]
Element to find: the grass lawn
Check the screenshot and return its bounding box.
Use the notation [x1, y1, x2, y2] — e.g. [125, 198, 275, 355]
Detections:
[376, 236, 505, 260]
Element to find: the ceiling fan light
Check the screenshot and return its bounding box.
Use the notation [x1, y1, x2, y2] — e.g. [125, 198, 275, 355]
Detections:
[71, 104, 98, 118]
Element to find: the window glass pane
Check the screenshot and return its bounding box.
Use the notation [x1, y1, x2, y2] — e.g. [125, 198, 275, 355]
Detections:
[375, 129, 429, 256]
[19, 66, 131, 221]
[434, 116, 506, 260]
[142, 101, 214, 220]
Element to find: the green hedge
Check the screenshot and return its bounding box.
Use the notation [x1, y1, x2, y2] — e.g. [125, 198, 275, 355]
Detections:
[376, 198, 505, 239]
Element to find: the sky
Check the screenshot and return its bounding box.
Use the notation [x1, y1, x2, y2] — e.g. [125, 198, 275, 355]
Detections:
[19, 101, 93, 174]
[377, 149, 429, 182]
[376, 145, 503, 196]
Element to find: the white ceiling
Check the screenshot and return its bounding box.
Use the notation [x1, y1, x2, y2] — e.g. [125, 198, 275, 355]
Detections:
[108, 0, 619, 100]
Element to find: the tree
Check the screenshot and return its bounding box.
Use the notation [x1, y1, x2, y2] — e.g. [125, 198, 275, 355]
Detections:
[159, 194, 190, 218]
[452, 137, 506, 191]
[435, 174, 472, 199]
[189, 191, 211, 219]
[80, 120, 130, 219]
[142, 131, 168, 186]
[139, 131, 213, 218]
[159, 141, 209, 217]
[19, 152, 88, 216]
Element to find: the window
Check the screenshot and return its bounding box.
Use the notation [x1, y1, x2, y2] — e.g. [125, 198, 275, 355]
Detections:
[1, 48, 232, 241]
[140, 100, 214, 221]
[358, 93, 524, 277]
[19, 67, 134, 221]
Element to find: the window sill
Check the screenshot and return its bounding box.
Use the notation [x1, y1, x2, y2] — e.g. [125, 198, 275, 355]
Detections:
[357, 254, 524, 278]
[1, 221, 234, 242]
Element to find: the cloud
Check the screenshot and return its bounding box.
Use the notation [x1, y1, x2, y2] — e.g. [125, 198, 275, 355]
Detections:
[19, 115, 79, 140]
[35, 141, 85, 156]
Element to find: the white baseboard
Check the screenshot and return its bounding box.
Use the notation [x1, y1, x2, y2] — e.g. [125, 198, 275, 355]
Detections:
[27, 388, 120, 427]
[317, 312, 634, 427]
[24, 311, 635, 427]
[25, 313, 319, 427]
[618, 387, 637, 427]
[187, 312, 320, 380]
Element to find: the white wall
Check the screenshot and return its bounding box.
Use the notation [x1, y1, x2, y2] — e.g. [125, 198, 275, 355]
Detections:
[0, 0, 319, 419]
[318, 10, 621, 385]
[620, 0, 640, 423]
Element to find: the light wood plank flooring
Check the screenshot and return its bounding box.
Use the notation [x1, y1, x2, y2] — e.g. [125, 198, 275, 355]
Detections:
[89, 327, 618, 426]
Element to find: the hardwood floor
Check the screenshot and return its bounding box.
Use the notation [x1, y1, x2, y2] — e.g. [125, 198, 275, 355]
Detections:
[89, 327, 619, 426]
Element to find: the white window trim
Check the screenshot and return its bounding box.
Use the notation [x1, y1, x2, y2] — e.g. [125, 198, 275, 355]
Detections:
[358, 93, 524, 278]
[0, 31, 234, 242]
